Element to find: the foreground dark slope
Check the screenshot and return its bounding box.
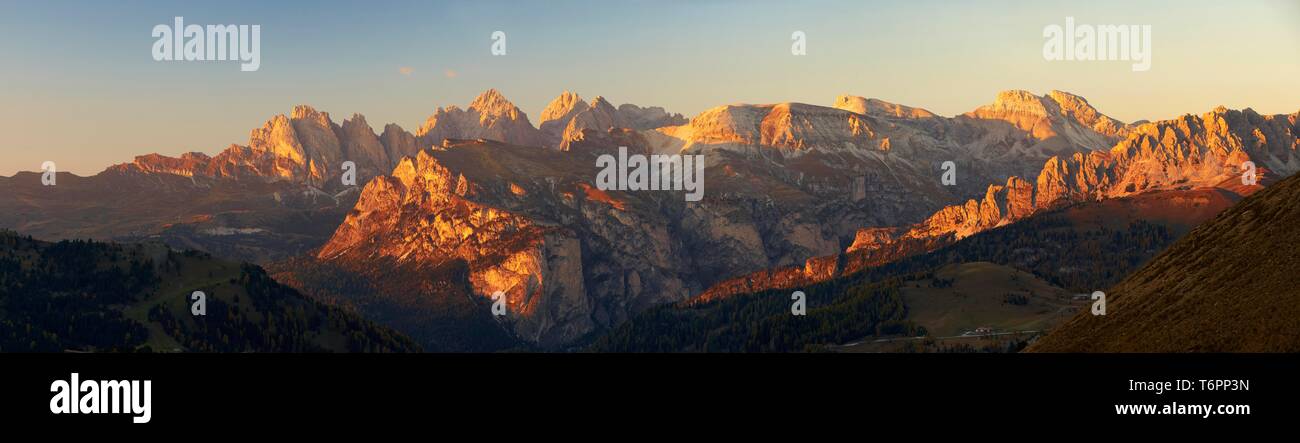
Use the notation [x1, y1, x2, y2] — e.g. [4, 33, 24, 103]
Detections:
[0, 231, 418, 352]
[1028, 173, 1300, 352]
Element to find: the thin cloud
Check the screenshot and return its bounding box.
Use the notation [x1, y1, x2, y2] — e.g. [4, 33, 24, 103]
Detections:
[399, 66, 415, 76]
[444, 69, 458, 79]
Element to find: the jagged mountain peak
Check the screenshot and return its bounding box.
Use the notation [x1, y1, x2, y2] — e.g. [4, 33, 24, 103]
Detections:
[386, 148, 449, 192]
[468, 88, 521, 117]
[589, 95, 615, 109]
[540, 91, 589, 125]
[290, 104, 332, 125]
[538, 93, 685, 149]
[417, 90, 545, 148]
[341, 113, 375, 134]
[344, 112, 368, 123]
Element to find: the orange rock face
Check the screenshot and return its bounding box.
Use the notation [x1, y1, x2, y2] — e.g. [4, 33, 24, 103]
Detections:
[316, 149, 592, 345]
[112, 105, 422, 190]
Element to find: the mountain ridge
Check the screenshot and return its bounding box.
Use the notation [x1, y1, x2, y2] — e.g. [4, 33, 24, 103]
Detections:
[695, 104, 1298, 302]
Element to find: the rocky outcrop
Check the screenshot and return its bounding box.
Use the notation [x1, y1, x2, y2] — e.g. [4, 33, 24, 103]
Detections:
[113, 152, 212, 177]
[316, 149, 594, 345]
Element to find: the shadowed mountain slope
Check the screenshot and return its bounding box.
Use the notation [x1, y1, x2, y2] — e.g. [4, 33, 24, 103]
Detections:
[1028, 171, 1300, 352]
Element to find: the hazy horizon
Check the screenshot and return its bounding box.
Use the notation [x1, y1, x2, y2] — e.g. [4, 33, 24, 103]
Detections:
[2, 0, 1298, 175]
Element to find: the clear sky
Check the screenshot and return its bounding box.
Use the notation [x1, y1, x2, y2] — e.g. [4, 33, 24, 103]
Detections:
[2, 0, 1297, 175]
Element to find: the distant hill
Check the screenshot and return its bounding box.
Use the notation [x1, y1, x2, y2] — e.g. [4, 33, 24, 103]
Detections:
[0, 231, 418, 352]
[1028, 172, 1300, 352]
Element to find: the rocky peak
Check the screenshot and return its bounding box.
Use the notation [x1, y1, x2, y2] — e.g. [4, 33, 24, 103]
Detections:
[542, 93, 686, 149]
[249, 113, 305, 164]
[963, 90, 1130, 149]
[179, 152, 211, 162]
[616, 103, 686, 129]
[588, 96, 616, 112]
[291, 105, 332, 126]
[833, 95, 937, 119]
[380, 123, 420, 164]
[342, 112, 370, 129]
[964, 90, 1058, 134]
[540, 91, 686, 147]
[988, 90, 1050, 114]
[1046, 90, 1128, 137]
[539, 91, 590, 137]
[417, 89, 546, 148]
[540, 91, 586, 121]
[565, 96, 623, 130]
[390, 149, 459, 195]
[284, 105, 343, 185]
[340, 113, 390, 177]
[468, 89, 517, 117]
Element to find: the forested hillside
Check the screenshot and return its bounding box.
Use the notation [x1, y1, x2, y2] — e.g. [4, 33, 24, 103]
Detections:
[0, 231, 419, 352]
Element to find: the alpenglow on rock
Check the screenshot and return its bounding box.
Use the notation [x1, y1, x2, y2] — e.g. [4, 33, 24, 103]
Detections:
[111, 105, 422, 189]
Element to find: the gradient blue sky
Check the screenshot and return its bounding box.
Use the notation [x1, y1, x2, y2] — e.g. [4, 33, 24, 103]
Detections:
[2, 0, 1297, 175]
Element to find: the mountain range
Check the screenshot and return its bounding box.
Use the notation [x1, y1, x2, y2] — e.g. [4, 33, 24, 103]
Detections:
[2, 88, 1296, 350]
